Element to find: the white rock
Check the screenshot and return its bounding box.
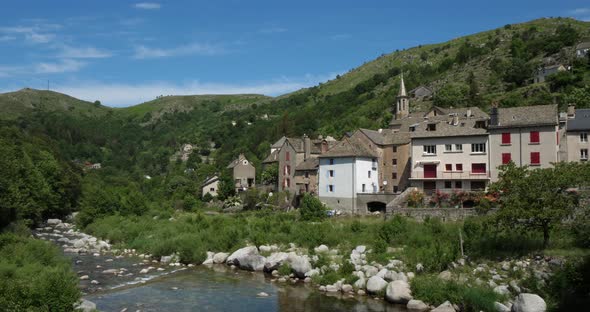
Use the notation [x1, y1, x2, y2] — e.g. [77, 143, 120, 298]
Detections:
[90, 280, 99, 285]
[160, 255, 174, 264]
[363, 265, 379, 278]
[354, 277, 366, 289]
[264, 252, 289, 272]
[407, 299, 429, 311]
[385, 280, 413, 304]
[416, 263, 424, 272]
[326, 285, 339, 292]
[510, 280, 521, 293]
[376, 268, 388, 279]
[139, 268, 150, 274]
[236, 254, 266, 271]
[341, 284, 353, 293]
[511, 293, 546, 312]
[438, 270, 452, 281]
[314, 245, 329, 253]
[75, 299, 96, 312]
[47, 219, 62, 225]
[288, 254, 312, 278]
[256, 292, 270, 297]
[494, 302, 510, 312]
[102, 269, 118, 274]
[73, 239, 86, 249]
[355, 245, 366, 253]
[80, 275, 89, 280]
[407, 272, 415, 280]
[431, 301, 456, 312]
[213, 252, 229, 264]
[305, 268, 320, 277]
[494, 285, 511, 296]
[226, 246, 258, 265]
[366, 276, 388, 294]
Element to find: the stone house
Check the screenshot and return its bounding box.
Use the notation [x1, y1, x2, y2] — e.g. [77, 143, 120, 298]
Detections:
[409, 86, 433, 99]
[294, 157, 319, 195]
[409, 107, 491, 194]
[488, 104, 559, 181]
[533, 64, 566, 83]
[201, 176, 219, 197]
[227, 154, 256, 192]
[564, 105, 590, 162]
[576, 42, 590, 58]
[318, 137, 380, 214]
[349, 129, 411, 193]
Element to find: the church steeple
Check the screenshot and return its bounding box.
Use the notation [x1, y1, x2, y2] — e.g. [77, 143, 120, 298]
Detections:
[395, 73, 409, 120]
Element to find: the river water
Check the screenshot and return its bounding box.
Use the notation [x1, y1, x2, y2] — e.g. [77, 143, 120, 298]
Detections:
[40, 227, 407, 312]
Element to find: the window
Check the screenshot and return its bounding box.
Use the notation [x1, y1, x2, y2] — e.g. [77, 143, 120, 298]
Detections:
[427, 123, 436, 131]
[581, 133, 588, 143]
[530, 131, 540, 144]
[329, 158, 334, 165]
[444, 181, 452, 189]
[502, 153, 512, 164]
[455, 144, 463, 151]
[392, 172, 397, 179]
[304, 172, 309, 178]
[445, 144, 452, 152]
[210, 187, 215, 192]
[392, 159, 397, 165]
[456, 164, 463, 171]
[445, 164, 452, 171]
[368, 171, 371, 178]
[328, 185, 334, 192]
[423, 145, 436, 155]
[286, 165, 291, 175]
[581, 149, 588, 161]
[286, 151, 290, 161]
[393, 146, 397, 153]
[471, 181, 486, 191]
[471, 143, 486, 153]
[501, 132, 511, 144]
[362, 184, 366, 192]
[472, 163, 486, 174]
[286, 178, 290, 188]
[329, 170, 334, 177]
[530, 152, 540, 165]
[455, 181, 463, 189]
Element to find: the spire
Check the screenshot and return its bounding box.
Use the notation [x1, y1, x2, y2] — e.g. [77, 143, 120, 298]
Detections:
[398, 72, 407, 97]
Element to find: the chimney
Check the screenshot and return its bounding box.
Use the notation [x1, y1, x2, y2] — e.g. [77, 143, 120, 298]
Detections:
[466, 109, 472, 117]
[567, 104, 576, 119]
[490, 102, 499, 126]
[452, 114, 459, 126]
[378, 128, 383, 133]
[303, 134, 311, 160]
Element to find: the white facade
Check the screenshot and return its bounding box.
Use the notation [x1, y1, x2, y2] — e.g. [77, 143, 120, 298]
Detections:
[566, 131, 590, 162]
[410, 135, 490, 192]
[318, 157, 379, 213]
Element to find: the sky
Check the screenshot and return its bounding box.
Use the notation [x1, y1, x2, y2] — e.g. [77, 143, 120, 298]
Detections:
[0, 0, 588, 107]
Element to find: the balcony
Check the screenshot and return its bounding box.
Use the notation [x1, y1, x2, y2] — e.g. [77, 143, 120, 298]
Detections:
[410, 171, 490, 180]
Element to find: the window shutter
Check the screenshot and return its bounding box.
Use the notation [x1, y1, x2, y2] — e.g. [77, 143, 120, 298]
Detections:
[502, 133, 511, 144]
[502, 153, 511, 164]
[531, 152, 540, 164]
[530, 131, 540, 143]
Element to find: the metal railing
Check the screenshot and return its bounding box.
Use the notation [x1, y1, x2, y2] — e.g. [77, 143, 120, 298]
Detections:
[410, 171, 490, 179]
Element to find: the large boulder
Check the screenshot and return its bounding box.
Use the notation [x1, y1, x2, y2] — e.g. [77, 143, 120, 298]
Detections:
[511, 293, 546, 312]
[494, 285, 511, 296]
[407, 299, 429, 311]
[354, 277, 366, 289]
[73, 239, 86, 249]
[264, 252, 289, 272]
[495, 302, 511, 312]
[438, 270, 452, 281]
[431, 301, 456, 312]
[213, 252, 229, 264]
[236, 254, 266, 271]
[74, 299, 96, 312]
[226, 246, 258, 265]
[385, 280, 413, 304]
[203, 252, 215, 265]
[314, 244, 329, 253]
[47, 219, 62, 225]
[288, 254, 312, 278]
[366, 276, 388, 294]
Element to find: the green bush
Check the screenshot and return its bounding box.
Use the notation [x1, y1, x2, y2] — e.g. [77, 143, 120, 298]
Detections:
[277, 263, 292, 276]
[299, 194, 326, 221]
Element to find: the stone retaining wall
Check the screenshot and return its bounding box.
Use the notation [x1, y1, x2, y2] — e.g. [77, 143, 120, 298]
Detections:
[388, 208, 480, 221]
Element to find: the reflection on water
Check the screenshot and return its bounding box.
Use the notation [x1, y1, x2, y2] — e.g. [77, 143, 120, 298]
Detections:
[84, 266, 407, 312]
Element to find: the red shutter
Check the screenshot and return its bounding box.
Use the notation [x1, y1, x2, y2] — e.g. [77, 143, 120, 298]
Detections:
[445, 164, 452, 171]
[456, 164, 463, 171]
[286, 151, 290, 161]
[502, 153, 511, 164]
[530, 131, 540, 143]
[531, 152, 540, 165]
[471, 163, 486, 174]
[502, 133, 511, 144]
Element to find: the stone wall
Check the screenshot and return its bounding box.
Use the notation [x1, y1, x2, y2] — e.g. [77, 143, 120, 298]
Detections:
[388, 208, 480, 221]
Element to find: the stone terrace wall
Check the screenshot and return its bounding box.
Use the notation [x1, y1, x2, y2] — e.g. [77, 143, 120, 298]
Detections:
[388, 208, 480, 221]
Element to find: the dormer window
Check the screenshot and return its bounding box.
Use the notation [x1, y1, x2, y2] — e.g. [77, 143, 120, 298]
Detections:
[426, 123, 436, 131]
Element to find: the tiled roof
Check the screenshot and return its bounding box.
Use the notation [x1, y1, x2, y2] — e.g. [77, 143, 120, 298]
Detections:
[358, 128, 411, 145]
[227, 154, 248, 168]
[410, 116, 489, 138]
[318, 137, 378, 158]
[202, 176, 219, 186]
[489, 104, 558, 129]
[262, 149, 279, 163]
[295, 157, 319, 171]
[567, 109, 590, 131]
[577, 42, 590, 50]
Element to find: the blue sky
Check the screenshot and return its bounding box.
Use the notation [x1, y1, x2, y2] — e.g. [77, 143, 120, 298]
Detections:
[0, 0, 588, 106]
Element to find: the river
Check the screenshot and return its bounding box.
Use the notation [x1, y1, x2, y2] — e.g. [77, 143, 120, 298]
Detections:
[39, 225, 407, 312]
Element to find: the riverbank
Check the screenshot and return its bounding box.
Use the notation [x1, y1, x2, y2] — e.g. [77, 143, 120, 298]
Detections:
[73, 211, 588, 311]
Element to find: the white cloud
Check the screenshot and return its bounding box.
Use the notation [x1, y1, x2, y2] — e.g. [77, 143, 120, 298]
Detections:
[0, 65, 27, 77]
[0, 24, 58, 44]
[26, 32, 55, 43]
[51, 72, 341, 106]
[36, 59, 86, 74]
[57, 45, 113, 58]
[134, 2, 161, 10]
[569, 8, 590, 15]
[133, 43, 225, 59]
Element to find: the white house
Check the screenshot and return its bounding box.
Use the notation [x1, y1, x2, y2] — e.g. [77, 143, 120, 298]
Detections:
[564, 106, 590, 162]
[318, 137, 379, 214]
[201, 176, 220, 197]
[409, 107, 491, 193]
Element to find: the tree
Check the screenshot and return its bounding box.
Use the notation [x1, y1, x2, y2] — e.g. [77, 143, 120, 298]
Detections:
[433, 83, 469, 108]
[261, 163, 278, 186]
[217, 173, 235, 200]
[490, 162, 589, 248]
[299, 193, 326, 221]
[564, 86, 590, 108]
[467, 72, 482, 106]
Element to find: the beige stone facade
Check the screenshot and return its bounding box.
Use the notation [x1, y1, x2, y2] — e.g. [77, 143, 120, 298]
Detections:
[227, 154, 256, 192]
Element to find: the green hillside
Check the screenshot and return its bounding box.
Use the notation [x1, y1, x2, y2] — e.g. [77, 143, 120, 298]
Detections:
[0, 88, 112, 119]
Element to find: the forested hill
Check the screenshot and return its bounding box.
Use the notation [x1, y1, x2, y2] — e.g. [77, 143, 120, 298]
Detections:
[1, 17, 590, 220]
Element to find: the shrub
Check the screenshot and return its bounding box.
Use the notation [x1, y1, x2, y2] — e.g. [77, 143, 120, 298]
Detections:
[407, 190, 425, 207]
[277, 263, 292, 276]
[299, 194, 326, 221]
